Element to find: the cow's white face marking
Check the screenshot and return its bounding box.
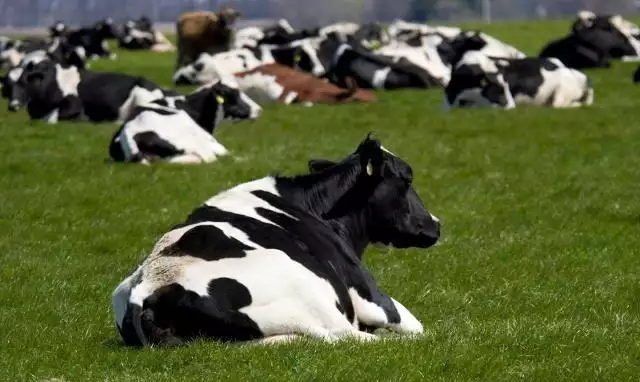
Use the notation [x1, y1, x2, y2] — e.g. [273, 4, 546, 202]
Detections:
[54, 64, 80, 96]
[380, 145, 397, 157]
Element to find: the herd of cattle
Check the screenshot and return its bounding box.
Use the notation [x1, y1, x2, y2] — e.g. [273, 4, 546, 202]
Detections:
[1, 9, 639, 346]
[1, 10, 640, 164]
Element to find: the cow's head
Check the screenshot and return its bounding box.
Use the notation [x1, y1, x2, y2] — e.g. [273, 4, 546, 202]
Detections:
[217, 5, 241, 28]
[49, 21, 69, 38]
[186, 78, 262, 132]
[280, 40, 325, 76]
[444, 51, 515, 110]
[173, 54, 221, 85]
[22, 60, 83, 122]
[308, 135, 440, 249]
[47, 38, 87, 70]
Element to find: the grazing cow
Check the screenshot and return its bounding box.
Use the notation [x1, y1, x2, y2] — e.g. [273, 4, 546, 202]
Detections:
[175, 6, 241, 69]
[231, 63, 377, 105]
[109, 79, 262, 165]
[20, 60, 169, 123]
[112, 135, 441, 346]
[444, 52, 594, 109]
[318, 35, 442, 89]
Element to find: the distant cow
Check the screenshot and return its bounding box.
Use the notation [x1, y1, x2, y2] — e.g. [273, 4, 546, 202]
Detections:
[444, 52, 594, 109]
[20, 60, 170, 123]
[233, 19, 297, 48]
[112, 135, 441, 346]
[231, 63, 377, 105]
[540, 12, 640, 69]
[1, 39, 87, 111]
[109, 79, 262, 165]
[318, 35, 442, 89]
[175, 6, 241, 69]
[173, 40, 325, 85]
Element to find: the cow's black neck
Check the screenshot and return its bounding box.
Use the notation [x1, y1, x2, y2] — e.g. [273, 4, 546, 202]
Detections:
[275, 157, 377, 257]
[184, 89, 220, 133]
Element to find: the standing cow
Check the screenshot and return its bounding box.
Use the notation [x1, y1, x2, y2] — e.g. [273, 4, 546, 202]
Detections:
[175, 6, 241, 69]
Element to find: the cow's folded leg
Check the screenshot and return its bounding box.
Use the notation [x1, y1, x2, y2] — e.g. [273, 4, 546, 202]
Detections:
[253, 334, 302, 345]
[350, 289, 423, 335]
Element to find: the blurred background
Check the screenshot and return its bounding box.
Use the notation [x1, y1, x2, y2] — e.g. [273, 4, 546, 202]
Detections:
[1, 0, 639, 30]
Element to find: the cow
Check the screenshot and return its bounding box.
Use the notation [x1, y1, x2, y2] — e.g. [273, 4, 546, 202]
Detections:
[0, 37, 51, 68]
[1, 39, 87, 112]
[109, 79, 262, 165]
[175, 6, 241, 69]
[374, 44, 451, 87]
[19, 60, 170, 123]
[64, 22, 117, 60]
[387, 20, 462, 42]
[540, 12, 640, 69]
[173, 40, 325, 85]
[230, 63, 377, 105]
[435, 30, 526, 67]
[111, 134, 441, 346]
[318, 34, 442, 89]
[318, 21, 360, 40]
[444, 52, 594, 110]
[233, 19, 297, 49]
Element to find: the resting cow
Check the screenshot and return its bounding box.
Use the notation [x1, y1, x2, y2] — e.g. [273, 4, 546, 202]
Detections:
[173, 40, 325, 85]
[444, 52, 594, 109]
[112, 135, 441, 346]
[540, 11, 640, 69]
[175, 6, 241, 69]
[109, 79, 262, 165]
[20, 60, 171, 123]
[232, 63, 377, 105]
[318, 35, 442, 89]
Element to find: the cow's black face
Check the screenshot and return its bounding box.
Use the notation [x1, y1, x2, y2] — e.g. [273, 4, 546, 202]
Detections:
[309, 136, 441, 249]
[210, 79, 262, 121]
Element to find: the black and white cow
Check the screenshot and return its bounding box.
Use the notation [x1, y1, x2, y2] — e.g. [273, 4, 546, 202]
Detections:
[173, 40, 325, 85]
[109, 79, 262, 165]
[233, 19, 298, 48]
[318, 35, 441, 89]
[64, 23, 116, 60]
[540, 12, 640, 69]
[1, 39, 87, 111]
[444, 52, 594, 109]
[118, 17, 175, 52]
[112, 135, 441, 346]
[20, 60, 169, 123]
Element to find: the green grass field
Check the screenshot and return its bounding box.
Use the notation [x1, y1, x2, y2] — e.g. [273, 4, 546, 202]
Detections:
[2, 19, 640, 381]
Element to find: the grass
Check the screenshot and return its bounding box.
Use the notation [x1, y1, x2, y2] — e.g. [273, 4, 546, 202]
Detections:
[2, 20, 640, 381]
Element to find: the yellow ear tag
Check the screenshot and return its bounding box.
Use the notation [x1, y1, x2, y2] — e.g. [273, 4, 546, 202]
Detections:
[216, 95, 225, 104]
[366, 162, 373, 176]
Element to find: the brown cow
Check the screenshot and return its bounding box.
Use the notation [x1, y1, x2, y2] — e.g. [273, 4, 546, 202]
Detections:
[229, 63, 377, 105]
[175, 5, 241, 69]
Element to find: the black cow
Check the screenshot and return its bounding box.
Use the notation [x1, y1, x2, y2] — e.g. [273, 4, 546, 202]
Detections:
[20, 60, 169, 123]
[540, 13, 640, 69]
[318, 34, 441, 89]
[111, 135, 441, 346]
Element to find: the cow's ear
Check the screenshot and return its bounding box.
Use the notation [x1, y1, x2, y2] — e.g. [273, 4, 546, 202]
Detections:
[308, 159, 336, 172]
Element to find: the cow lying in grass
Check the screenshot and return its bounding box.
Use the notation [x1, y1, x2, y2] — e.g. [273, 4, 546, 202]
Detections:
[231, 63, 377, 105]
[109, 79, 262, 165]
[112, 135, 441, 346]
[444, 52, 594, 109]
[19, 60, 173, 123]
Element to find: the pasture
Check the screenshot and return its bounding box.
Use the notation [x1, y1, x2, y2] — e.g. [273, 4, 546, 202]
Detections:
[2, 19, 640, 381]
